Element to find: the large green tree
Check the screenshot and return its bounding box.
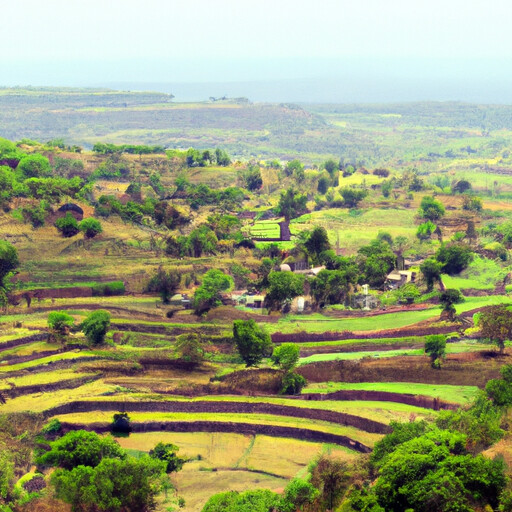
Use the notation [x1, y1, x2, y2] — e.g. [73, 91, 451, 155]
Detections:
[436, 244, 474, 274]
[193, 269, 233, 315]
[233, 319, 273, 367]
[478, 304, 512, 353]
[264, 271, 304, 312]
[275, 188, 307, 221]
[419, 195, 446, 221]
[81, 310, 111, 344]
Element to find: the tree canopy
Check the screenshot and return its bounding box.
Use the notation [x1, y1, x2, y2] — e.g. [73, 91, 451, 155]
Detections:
[233, 319, 273, 367]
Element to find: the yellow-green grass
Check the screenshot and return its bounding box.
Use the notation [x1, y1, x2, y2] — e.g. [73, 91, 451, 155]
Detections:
[299, 341, 493, 365]
[0, 380, 119, 413]
[0, 342, 61, 358]
[118, 432, 355, 477]
[302, 382, 479, 405]
[0, 370, 96, 390]
[296, 336, 427, 349]
[0, 351, 96, 373]
[0, 329, 39, 343]
[51, 411, 382, 447]
[271, 296, 512, 334]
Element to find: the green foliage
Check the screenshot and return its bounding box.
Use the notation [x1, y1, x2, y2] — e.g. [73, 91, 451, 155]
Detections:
[81, 310, 111, 344]
[37, 430, 125, 469]
[233, 319, 273, 367]
[419, 195, 445, 221]
[310, 455, 351, 511]
[317, 175, 330, 194]
[145, 268, 180, 304]
[202, 489, 280, 512]
[51, 455, 165, 512]
[111, 412, 132, 435]
[420, 258, 443, 291]
[436, 243, 474, 274]
[340, 187, 368, 208]
[0, 449, 14, 501]
[416, 220, 437, 241]
[16, 154, 51, 179]
[373, 429, 505, 512]
[271, 343, 300, 372]
[478, 304, 512, 352]
[275, 187, 307, 220]
[264, 271, 305, 312]
[55, 212, 79, 237]
[304, 226, 331, 264]
[149, 442, 184, 473]
[91, 281, 125, 297]
[424, 334, 447, 368]
[278, 478, 319, 512]
[174, 333, 204, 364]
[193, 269, 234, 315]
[436, 394, 505, 450]
[280, 372, 307, 395]
[462, 194, 483, 211]
[310, 267, 358, 308]
[242, 165, 263, 191]
[47, 311, 75, 335]
[439, 289, 464, 320]
[357, 240, 396, 288]
[284, 159, 304, 177]
[78, 218, 102, 238]
[0, 241, 19, 282]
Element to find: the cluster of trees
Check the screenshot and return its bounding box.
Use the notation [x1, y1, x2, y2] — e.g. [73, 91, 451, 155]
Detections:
[48, 309, 111, 345]
[92, 142, 165, 155]
[54, 214, 102, 238]
[0, 240, 19, 309]
[36, 429, 183, 512]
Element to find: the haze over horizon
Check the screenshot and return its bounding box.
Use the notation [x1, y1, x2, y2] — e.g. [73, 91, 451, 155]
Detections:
[3, 0, 512, 103]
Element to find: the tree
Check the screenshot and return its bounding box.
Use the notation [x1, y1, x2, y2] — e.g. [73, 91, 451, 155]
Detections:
[187, 225, 218, 257]
[420, 258, 443, 291]
[51, 456, 165, 512]
[478, 304, 512, 353]
[436, 243, 474, 274]
[284, 159, 304, 177]
[243, 166, 263, 191]
[310, 268, 357, 308]
[462, 194, 483, 211]
[340, 187, 368, 208]
[424, 334, 447, 368]
[317, 175, 330, 194]
[280, 372, 307, 395]
[264, 272, 305, 312]
[111, 412, 132, 434]
[304, 226, 331, 264]
[37, 430, 125, 470]
[271, 343, 300, 372]
[145, 267, 181, 304]
[193, 269, 234, 315]
[215, 147, 231, 166]
[310, 456, 351, 512]
[233, 319, 273, 367]
[202, 489, 280, 512]
[419, 195, 446, 221]
[78, 218, 103, 238]
[81, 310, 111, 344]
[17, 154, 51, 179]
[357, 240, 396, 288]
[371, 429, 506, 512]
[439, 289, 464, 321]
[0, 240, 19, 282]
[452, 180, 472, 194]
[416, 220, 437, 241]
[174, 333, 204, 364]
[279, 478, 319, 512]
[149, 442, 184, 473]
[275, 187, 307, 221]
[55, 212, 79, 237]
[48, 311, 75, 339]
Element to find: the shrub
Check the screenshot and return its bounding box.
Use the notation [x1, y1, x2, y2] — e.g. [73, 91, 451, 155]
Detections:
[55, 212, 79, 237]
[280, 372, 307, 395]
[424, 335, 447, 368]
[79, 218, 103, 238]
[111, 412, 132, 435]
[47, 311, 75, 336]
[91, 281, 125, 297]
[81, 310, 111, 344]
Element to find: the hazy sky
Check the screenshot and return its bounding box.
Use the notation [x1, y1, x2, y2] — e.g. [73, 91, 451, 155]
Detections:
[3, 0, 512, 101]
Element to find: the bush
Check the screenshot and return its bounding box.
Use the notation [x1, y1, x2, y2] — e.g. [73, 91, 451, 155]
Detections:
[55, 212, 79, 237]
[280, 372, 307, 395]
[91, 281, 125, 297]
[81, 310, 111, 344]
[111, 412, 132, 435]
[47, 311, 75, 336]
[79, 218, 103, 238]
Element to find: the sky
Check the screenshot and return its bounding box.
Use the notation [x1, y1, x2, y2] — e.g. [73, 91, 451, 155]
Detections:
[3, 0, 512, 102]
